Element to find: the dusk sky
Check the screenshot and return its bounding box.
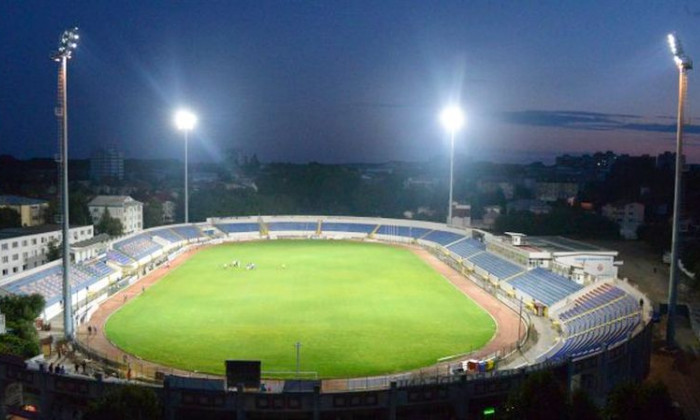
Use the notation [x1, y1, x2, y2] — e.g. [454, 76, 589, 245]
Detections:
[1, 1, 700, 164]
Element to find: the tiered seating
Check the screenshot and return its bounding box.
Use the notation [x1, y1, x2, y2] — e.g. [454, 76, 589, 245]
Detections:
[558, 283, 626, 321]
[4, 263, 105, 305]
[468, 252, 524, 279]
[114, 235, 162, 260]
[150, 228, 183, 244]
[507, 268, 583, 306]
[172, 226, 203, 240]
[71, 266, 93, 285]
[4, 266, 62, 301]
[321, 223, 376, 233]
[215, 223, 260, 233]
[107, 249, 135, 266]
[421, 230, 465, 246]
[551, 314, 640, 360]
[547, 284, 642, 360]
[268, 222, 316, 232]
[446, 238, 485, 258]
[375, 225, 431, 238]
[83, 257, 116, 278]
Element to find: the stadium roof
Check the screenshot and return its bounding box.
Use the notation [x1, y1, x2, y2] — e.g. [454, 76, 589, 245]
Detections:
[526, 236, 614, 254]
[0, 195, 47, 206]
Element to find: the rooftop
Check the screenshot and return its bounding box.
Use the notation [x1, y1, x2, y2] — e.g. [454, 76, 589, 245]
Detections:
[0, 225, 89, 240]
[88, 195, 141, 207]
[73, 233, 109, 248]
[0, 195, 47, 206]
[526, 236, 614, 254]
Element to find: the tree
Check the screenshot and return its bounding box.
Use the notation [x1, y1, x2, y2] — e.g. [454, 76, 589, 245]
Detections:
[0, 294, 45, 358]
[96, 207, 123, 236]
[46, 239, 61, 261]
[83, 385, 162, 420]
[0, 207, 21, 228]
[143, 198, 163, 228]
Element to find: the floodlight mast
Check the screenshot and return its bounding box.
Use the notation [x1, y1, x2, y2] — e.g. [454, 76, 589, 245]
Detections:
[440, 106, 465, 225]
[52, 27, 79, 340]
[666, 32, 692, 348]
[174, 110, 197, 223]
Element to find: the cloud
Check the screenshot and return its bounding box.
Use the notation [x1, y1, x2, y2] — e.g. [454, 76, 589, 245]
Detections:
[497, 110, 700, 135]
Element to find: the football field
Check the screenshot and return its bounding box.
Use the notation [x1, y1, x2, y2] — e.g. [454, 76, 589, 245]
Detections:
[105, 240, 496, 378]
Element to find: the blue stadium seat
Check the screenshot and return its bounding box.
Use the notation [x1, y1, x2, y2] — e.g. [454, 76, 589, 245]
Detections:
[375, 225, 431, 238]
[446, 238, 485, 258]
[506, 268, 583, 306]
[268, 222, 316, 232]
[321, 223, 376, 233]
[468, 252, 524, 280]
[421, 230, 465, 246]
[215, 223, 260, 233]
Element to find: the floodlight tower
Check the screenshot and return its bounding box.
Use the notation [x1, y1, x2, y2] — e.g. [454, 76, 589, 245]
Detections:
[52, 27, 79, 339]
[666, 32, 693, 348]
[174, 110, 197, 223]
[440, 105, 465, 225]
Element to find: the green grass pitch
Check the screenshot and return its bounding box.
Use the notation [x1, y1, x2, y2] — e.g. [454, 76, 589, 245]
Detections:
[105, 240, 496, 378]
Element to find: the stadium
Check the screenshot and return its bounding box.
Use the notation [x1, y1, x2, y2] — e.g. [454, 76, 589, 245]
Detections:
[0, 215, 653, 419]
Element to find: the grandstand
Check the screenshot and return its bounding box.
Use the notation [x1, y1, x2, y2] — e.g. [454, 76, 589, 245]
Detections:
[446, 238, 486, 258]
[2, 261, 111, 306]
[114, 234, 163, 260]
[375, 224, 431, 238]
[420, 229, 465, 246]
[506, 267, 583, 306]
[150, 227, 183, 244]
[267, 221, 316, 232]
[81, 256, 116, 278]
[321, 222, 377, 234]
[107, 249, 134, 266]
[171, 225, 204, 240]
[214, 222, 260, 234]
[467, 251, 524, 280]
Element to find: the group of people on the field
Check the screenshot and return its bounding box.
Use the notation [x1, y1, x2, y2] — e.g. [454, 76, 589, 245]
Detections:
[222, 260, 256, 270]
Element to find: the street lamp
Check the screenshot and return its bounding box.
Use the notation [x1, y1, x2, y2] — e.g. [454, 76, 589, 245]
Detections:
[52, 27, 79, 340]
[174, 109, 197, 223]
[666, 32, 693, 348]
[440, 105, 465, 225]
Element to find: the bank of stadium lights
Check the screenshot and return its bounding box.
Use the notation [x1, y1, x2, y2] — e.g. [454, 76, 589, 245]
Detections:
[666, 32, 692, 348]
[52, 27, 79, 339]
[53, 27, 79, 62]
[668, 33, 693, 70]
[174, 109, 197, 224]
[440, 105, 465, 225]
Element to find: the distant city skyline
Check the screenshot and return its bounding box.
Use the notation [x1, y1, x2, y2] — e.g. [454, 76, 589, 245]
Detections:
[1, 2, 699, 165]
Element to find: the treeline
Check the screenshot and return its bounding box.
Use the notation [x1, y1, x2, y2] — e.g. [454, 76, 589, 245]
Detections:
[493, 206, 620, 239]
[188, 163, 447, 222]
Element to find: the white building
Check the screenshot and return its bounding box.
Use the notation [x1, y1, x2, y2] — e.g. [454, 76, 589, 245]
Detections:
[88, 195, 143, 235]
[0, 225, 94, 278]
[490, 233, 620, 283]
[602, 202, 645, 240]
